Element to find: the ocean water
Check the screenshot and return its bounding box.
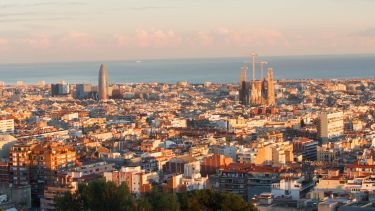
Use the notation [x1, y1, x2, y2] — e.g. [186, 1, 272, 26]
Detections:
[0, 55, 374, 84]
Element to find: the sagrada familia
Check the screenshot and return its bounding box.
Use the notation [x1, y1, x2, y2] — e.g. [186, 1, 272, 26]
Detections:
[239, 53, 276, 106]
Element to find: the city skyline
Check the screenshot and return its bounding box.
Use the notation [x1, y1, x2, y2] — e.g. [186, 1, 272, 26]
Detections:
[0, 54, 374, 85]
[1, 0, 375, 63]
[1, 1, 375, 211]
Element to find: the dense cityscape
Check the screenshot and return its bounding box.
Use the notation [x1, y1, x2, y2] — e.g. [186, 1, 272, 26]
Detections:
[0, 52, 373, 210]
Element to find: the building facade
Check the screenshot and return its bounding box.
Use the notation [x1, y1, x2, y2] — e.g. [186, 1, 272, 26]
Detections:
[0, 118, 14, 134]
[239, 66, 276, 106]
[319, 111, 344, 141]
[98, 64, 108, 101]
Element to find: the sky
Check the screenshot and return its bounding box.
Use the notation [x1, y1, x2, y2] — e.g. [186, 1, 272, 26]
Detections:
[0, 0, 375, 63]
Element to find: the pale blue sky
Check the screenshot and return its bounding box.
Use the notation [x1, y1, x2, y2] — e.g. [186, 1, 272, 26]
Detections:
[0, 0, 375, 63]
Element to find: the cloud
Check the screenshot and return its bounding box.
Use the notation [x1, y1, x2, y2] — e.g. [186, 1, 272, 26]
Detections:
[0, 1, 84, 9]
[196, 31, 214, 47]
[129, 6, 175, 10]
[0, 17, 71, 23]
[354, 27, 375, 37]
[136, 29, 182, 48]
[58, 31, 96, 50]
[15, 31, 95, 50]
[21, 35, 51, 48]
[111, 27, 289, 50]
[0, 12, 36, 18]
[28, 2, 84, 7]
[112, 29, 183, 48]
[0, 38, 9, 46]
[112, 34, 129, 47]
[3, 26, 375, 63]
[214, 27, 287, 47]
[0, 38, 9, 56]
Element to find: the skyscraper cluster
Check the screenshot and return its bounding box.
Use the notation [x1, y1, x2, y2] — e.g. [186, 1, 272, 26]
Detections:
[239, 53, 276, 106]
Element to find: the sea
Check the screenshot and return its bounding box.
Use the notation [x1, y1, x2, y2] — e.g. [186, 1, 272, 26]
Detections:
[0, 54, 374, 84]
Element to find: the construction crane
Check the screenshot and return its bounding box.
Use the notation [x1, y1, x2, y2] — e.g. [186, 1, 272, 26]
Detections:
[250, 52, 257, 81]
[259, 61, 268, 80]
[242, 52, 270, 81]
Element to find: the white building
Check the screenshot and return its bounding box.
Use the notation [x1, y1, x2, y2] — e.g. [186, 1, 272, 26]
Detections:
[0, 135, 17, 158]
[68, 161, 114, 179]
[319, 111, 344, 140]
[173, 160, 208, 191]
[0, 118, 14, 134]
[271, 177, 314, 200]
[236, 147, 257, 164]
[62, 113, 79, 121]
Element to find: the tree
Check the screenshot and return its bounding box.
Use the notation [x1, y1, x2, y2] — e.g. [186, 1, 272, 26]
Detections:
[55, 180, 136, 211]
[82, 180, 136, 211]
[55, 190, 82, 211]
[142, 188, 180, 211]
[136, 197, 152, 211]
[177, 189, 257, 211]
[56, 180, 257, 211]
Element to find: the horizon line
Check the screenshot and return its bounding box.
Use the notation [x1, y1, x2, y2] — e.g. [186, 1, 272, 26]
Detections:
[1, 52, 375, 66]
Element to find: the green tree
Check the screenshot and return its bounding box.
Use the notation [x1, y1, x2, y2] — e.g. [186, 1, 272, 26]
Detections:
[56, 180, 136, 211]
[136, 197, 152, 211]
[55, 180, 257, 211]
[142, 188, 180, 211]
[55, 190, 82, 211]
[82, 180, 136, 211]
[177, 189, 257, 211]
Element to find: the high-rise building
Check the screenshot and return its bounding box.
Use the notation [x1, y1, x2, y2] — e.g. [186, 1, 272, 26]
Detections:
[10, 142, 76, 204]
[51, 81, 69, 97]
[318, 111, 344, 141]
[98, 64, 108, 100]
[293, 138, 318, 161]
[75, 84, 92, 99]
[266, 68, 275, 105]
[239, 64, 249, 105]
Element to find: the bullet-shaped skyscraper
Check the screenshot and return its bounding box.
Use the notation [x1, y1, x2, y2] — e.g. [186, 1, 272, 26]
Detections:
[98, 64, 108, 100]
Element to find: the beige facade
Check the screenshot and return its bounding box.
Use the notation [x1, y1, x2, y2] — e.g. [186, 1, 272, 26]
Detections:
[319, 111, 344, 140]
[0, 118, 14, 134]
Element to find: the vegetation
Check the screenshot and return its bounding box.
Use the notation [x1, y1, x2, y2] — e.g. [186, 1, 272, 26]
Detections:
[55, 180, 258, 211]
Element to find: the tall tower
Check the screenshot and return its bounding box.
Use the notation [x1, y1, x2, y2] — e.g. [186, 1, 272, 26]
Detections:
[267, 67, 275, 105]
[98, 64, 108, 100]
[239, 64, 248, 105]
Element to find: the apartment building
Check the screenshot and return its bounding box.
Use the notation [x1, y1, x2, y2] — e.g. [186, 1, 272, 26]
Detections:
[319, 111, 344, 141]
[0, 118, 14, 134]
[215, 163, 280, 200]
[104, 166, 157, 195]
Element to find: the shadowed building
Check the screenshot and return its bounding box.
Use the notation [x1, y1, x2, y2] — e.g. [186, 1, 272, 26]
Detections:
[75, 83, 92, 99]
[98, 64, 108, 100]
